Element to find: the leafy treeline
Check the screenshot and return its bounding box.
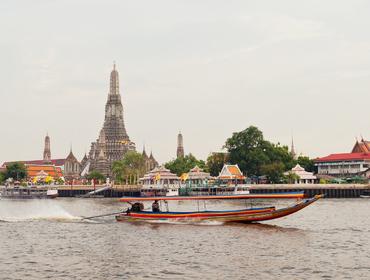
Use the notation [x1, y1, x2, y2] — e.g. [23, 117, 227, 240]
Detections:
[164, 126, 315, 183]
[0, 162, 27, 184]
[106, 126, 314, 184]
[165, 154, 206, 176]
[112, 151, 146, 184]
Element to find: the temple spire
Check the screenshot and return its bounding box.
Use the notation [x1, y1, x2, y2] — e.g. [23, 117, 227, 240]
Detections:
[177, 131, 184, 158]
[291, 137, 297, 160]
[43, 133, 51, 163]
[109, 62, 119, 95]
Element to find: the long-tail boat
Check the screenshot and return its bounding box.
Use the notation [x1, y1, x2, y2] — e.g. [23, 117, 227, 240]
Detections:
[116, 192, 323, 223]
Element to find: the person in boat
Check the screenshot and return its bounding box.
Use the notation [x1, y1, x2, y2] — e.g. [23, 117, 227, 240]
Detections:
[152, 200, 160, 213]
[131, 202, 144, 212]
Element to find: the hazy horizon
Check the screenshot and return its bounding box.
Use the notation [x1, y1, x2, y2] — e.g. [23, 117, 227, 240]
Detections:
[1, 0, 370, 164]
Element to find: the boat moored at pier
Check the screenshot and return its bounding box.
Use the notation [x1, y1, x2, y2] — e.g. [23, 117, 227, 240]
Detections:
[0, 186, 58, 199]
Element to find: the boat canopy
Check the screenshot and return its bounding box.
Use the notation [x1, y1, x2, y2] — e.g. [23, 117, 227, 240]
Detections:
[119, 192, 305, 202]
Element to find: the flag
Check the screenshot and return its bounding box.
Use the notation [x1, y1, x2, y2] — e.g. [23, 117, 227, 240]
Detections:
[180, 173, 189, 181]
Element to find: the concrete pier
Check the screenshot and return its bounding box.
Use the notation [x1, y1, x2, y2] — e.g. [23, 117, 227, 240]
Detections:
[249, 184, 370, 198]
[3, 184, 368, 198]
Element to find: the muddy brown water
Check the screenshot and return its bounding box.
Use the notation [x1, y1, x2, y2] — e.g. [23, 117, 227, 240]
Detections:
[0, 198, 369, 279]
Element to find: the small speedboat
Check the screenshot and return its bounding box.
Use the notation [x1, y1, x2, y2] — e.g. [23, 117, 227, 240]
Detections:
[115, 192, 323, 224]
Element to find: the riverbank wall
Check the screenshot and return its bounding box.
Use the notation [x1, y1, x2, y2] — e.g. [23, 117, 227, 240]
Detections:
[38, 184, 370, 198]
[249, 184, 369, 198]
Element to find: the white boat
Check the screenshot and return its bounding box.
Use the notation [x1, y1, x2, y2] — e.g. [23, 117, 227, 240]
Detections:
[0, 186, 58, 199]
[233, 185, 250, 195]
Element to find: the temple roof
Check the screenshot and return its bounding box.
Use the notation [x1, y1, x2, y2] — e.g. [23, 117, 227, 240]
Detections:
[187, 165, 211, 180]
[284, 164, 316, 180]
[352, 140, 370, 153]
[141, 166, 179, 180]
[66, 150, 78, 162]
[2, 159, 66, 168]
[26, 164, 63, 178]
[218, 164, 245, 180]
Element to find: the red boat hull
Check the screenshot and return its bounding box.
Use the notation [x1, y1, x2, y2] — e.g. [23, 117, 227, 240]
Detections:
[116, 195, 322, 223]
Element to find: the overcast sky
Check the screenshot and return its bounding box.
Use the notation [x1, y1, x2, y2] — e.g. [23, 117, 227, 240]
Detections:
[1, 0, 370, 164]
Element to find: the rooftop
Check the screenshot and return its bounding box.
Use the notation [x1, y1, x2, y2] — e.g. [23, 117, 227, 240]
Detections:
[315, 153, 370, 163]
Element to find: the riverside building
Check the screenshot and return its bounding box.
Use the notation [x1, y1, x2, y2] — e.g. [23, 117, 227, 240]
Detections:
[315, 139, 370, 178]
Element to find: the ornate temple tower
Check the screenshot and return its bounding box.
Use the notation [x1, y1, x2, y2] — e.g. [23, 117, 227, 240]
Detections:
[177, 132, 184, 158]
[291, 137, 297, 160]
[87, 64, 136, 177]
[43, 133, 51, 163]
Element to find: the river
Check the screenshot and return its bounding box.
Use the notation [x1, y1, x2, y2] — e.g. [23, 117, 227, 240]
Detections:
[0, 198, 369, 279]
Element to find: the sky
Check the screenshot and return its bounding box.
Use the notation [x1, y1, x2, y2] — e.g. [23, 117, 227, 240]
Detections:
[1, 0, 370, 164]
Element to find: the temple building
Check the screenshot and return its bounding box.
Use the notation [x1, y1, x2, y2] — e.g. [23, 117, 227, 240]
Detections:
[64, 149, 81, 181]
[352, 138, 370, 153]
[1, 134, 66, 172]
[184, 166, 212, 186]
[85, 64, 136, 177]
[218, 164, 246, 182]
[26, 165, 63, 182]
[142, 147, 159, 173]
[176, 132, 184, 158]
[1, 134, 85, 182]
[284, 164, 317, 184]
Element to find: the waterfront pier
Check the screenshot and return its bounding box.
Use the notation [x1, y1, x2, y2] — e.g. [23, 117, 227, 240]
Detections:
[249, 184, 370, 198]
[15, 184, 369, 198]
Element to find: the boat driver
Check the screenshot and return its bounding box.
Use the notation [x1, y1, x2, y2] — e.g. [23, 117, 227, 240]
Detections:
[152, 200, 160, 212]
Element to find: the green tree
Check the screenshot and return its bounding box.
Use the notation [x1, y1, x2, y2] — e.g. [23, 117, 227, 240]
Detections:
[0, 172, 5, 184]
[284, 172, 300, 184]
[4, 162, 27, 181]
[296, 156, 315, 172]
[224, 126, 268, 176]
[261, 162, 285, 183]
[224, 126, 294, 177]
[165, 154, 206, 176]
[206, 152, 229, 176]
[112, 151, 146, 184]
[87, 170, 106, 182]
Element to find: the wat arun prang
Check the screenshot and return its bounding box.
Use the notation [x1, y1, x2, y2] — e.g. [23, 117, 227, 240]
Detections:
[86, 64, 136, 177]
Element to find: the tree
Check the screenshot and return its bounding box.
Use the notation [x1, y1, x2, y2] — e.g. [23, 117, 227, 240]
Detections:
[4, 162, 27, 181]
[296, 156, 315, 172]
[261, 162, 285, 183]
[224, 126, 294, 177]
[284, 172, 300, 184]
[87, 170, 106, 182]
[224, 126, 269, 176]
[165, 154, 206, 176]
[206, 152, 229, 176]
[112, 151, 146, 184]
[0, 172, 5, 184]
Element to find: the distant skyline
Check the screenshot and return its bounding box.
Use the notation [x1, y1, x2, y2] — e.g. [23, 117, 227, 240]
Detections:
[1, 0, 370, 164]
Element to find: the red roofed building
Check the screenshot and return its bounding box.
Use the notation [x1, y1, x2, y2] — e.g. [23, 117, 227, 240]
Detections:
[315, 153, 370, 177]
[315, 138, 370, 178]
[2, 159, 66, 169]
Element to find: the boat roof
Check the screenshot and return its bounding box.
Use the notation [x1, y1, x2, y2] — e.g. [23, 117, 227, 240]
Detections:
[119, 192, 305, 202]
